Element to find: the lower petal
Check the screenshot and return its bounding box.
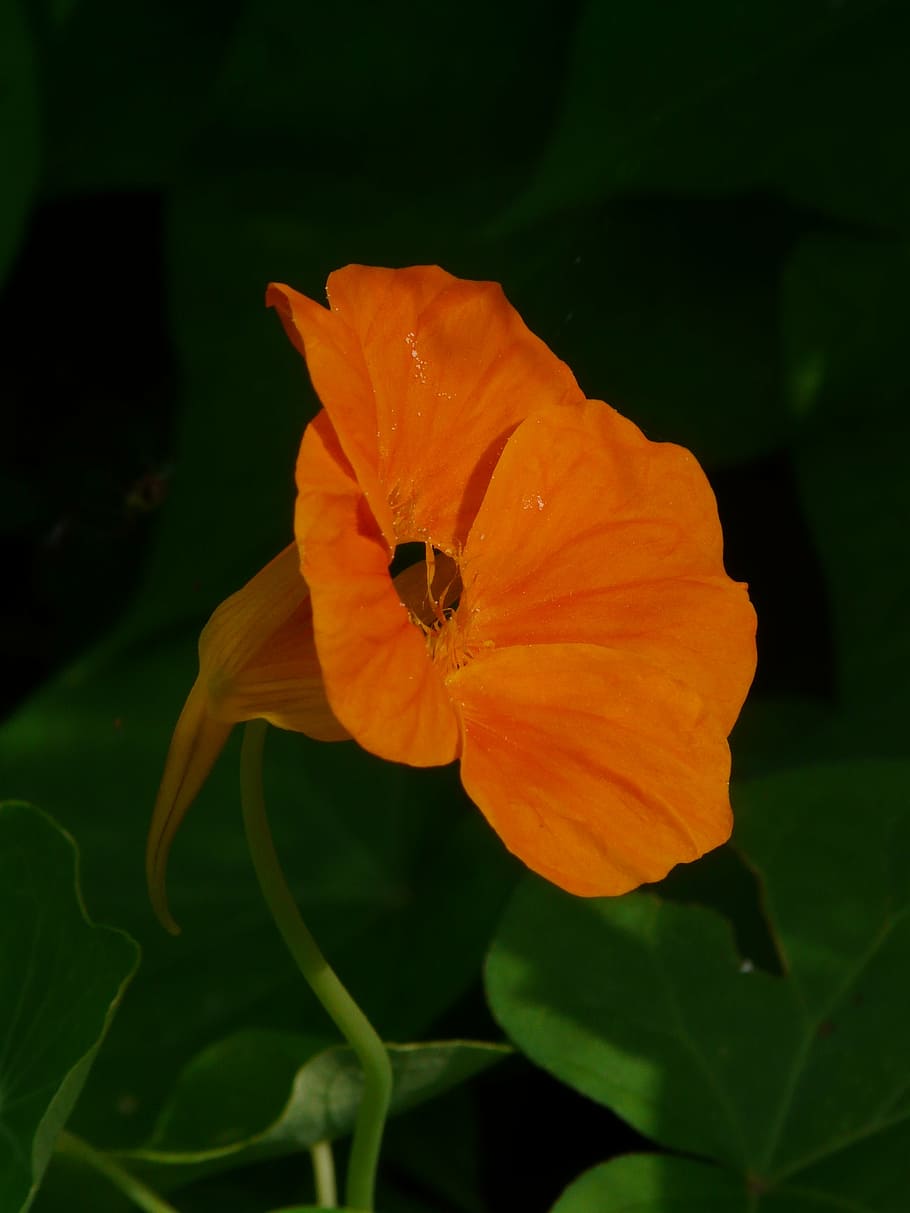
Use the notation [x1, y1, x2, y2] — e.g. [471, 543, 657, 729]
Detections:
[448, 644, 732, 896]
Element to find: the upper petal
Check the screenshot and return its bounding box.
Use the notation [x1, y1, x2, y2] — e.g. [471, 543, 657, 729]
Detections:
[267, 279, 398, 547]
[271, 266, 584, 551]
[459, 401, 756, 734]
[295, 409, 460, 766]
[448, 644, 733, 896]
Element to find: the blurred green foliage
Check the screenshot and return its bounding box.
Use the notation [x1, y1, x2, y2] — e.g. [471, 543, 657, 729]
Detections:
[1, 0, 908, 1209]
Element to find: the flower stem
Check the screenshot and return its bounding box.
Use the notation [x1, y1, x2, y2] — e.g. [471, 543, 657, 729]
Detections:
[55, 1132, 179, 1213]
[310, 1139, 338, 1208]
[240, 720, 392, 1212]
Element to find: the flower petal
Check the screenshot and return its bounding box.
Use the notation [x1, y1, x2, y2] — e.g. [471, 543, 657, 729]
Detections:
[267, 280, 397, 548]
[448, 644, 733, 896]
[295, 410, 460, 765]
[198, 543, 347, 739]
[460, 401, 756, 734]
[272, 266, 584, 550]
[146, 545, 346, 932]
[146, 680, 232, 933]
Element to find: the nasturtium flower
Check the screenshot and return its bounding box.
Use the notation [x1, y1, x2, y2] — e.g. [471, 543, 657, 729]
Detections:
[148, 265, 756, 930]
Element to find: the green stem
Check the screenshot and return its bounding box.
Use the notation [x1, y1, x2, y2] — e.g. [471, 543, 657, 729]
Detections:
[310, 1139, 338, 1208]
[240, 720, 392, 1212]
[55, 1132, 179, 1213]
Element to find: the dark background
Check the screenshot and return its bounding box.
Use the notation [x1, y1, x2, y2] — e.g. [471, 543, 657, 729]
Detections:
[2, 2, 908, 1210]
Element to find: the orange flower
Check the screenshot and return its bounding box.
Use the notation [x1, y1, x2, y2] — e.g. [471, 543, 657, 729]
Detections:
[148, 265, 756, 929]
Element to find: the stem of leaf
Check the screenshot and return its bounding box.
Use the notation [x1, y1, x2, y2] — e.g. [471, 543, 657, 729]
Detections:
[310, 1139, 338, 1208]
[54, 1132, 179, 1213]
[240, 719, 392, 1212]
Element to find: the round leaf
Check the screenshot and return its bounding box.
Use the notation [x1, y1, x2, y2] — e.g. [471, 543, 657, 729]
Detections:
[551, 1154, 747, 1212]
[0, 803, 139, 1212]
[487, 761, 910, 1207]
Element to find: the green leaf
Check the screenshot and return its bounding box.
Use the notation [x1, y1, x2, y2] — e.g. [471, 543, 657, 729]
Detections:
[381, 1086, 487, 1213]
[0, 802, 139, 1213]
[508, 0, 910, 233]
[0, 647, 514, 1147]
[142, 1029, 329, 1155]
[783, 238, 910, 425]
[41, 0, 243, 191]
[187, 0, 566, 204]
[796, 414, 910, 733]
[116, 1033, 508, 1192]
[551, 1154, 747, 1212]
[0, 0, 39, 287]
[487, 760, 910, 1209]
[473, 198, 795, 466]
[726, 697, 839, 781]
[783, 238, 910, 740]
[263, 1207, 354, 1212]
[30, 1146, 135, 1213]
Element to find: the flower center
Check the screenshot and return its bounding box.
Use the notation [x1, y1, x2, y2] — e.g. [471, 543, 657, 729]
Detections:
[392, 543, 471, 671]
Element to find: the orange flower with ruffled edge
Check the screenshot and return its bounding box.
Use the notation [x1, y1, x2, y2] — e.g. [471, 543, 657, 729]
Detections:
[147, 264, 756, 930]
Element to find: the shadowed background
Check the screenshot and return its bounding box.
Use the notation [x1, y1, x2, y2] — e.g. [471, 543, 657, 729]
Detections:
[1, 2, 908, 1211]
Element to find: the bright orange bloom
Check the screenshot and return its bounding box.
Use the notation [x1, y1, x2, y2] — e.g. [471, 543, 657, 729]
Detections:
[148, 265, 756, 929]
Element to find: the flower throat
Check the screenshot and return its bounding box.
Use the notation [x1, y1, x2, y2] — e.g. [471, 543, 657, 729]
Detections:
[392, 542, 469, 670]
